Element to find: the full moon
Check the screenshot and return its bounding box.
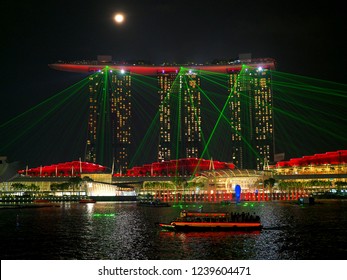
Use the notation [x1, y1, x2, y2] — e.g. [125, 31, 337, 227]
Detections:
[114, 13, 124, 24]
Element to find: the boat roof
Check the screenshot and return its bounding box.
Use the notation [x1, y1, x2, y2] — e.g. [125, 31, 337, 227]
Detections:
[181, 211, 228, 217]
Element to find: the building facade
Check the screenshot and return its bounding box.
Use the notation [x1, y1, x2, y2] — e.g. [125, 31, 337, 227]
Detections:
[85, 68, 131, 173]
[157, 70, 202, 161]
[228, 62, 274, 170]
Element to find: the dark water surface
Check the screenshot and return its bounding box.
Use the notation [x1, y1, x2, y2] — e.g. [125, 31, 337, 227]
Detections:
[1, 200, 347, 260]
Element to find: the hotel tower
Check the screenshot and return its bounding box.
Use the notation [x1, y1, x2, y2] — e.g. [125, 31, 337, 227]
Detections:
[85, 64, 131, 173]
[157, 69, 202, 162]
[228, 63, 274, 170]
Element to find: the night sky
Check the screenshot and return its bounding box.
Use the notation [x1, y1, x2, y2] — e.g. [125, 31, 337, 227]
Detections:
[1, 0, 346, 167]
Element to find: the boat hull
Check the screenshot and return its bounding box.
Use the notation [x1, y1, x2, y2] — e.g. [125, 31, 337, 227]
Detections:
[159, 223, 176, 231]
[160, 222, 262, 232]
[159, 210, 262, 232]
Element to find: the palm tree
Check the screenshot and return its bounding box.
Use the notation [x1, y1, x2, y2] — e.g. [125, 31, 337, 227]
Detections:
[69, 177, 82, 195]
[28, 183, 40, 192]
[11, 183, 26, 191]
[264, 178, 276, 199]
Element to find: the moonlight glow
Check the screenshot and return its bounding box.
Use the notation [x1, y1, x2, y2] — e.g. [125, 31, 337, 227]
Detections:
[114, 13, 124, 24]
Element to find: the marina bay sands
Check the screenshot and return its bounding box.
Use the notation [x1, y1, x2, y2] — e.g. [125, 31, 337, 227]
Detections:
[49, 54, 276, 173]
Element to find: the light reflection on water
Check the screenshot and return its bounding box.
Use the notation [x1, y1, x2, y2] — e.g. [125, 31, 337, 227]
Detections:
[1, 200, 347, 259]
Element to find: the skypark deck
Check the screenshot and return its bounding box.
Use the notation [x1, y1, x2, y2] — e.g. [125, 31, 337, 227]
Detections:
[48, 59, 276, 75]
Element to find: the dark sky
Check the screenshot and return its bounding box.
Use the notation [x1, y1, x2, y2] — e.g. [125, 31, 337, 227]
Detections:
[2, 0, 346, 78]
[1, 0, 346, 166]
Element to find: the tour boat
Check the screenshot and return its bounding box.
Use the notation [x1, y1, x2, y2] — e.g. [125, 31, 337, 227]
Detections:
[159, 210, 262, 232]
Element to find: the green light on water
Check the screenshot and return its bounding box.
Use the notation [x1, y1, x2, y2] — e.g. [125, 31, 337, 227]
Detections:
[93, 213, 116, 217]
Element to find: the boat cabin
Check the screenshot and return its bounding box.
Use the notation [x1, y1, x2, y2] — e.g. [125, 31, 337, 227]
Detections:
[179, 211, 229, 222]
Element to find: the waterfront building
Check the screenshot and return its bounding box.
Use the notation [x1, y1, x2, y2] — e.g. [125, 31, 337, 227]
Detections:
[2, 150, 347, 202]
[271, 150, 347, 175]
[1, 161, 136, 200]
[270, 150, 347, 195]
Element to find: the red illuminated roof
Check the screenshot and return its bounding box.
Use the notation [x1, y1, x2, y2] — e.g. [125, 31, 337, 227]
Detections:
[18, 161, 108, 177]
[120, 158, 235, 177]
[49, 60, 276, 75]
[275, 150, 347, 168]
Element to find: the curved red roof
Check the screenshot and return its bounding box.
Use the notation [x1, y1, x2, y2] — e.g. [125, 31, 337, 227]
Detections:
[18, 161, 108, 177]
[119, 158, 235, 177]
[275, 150, 347, 167]
[49, 60, 276, 75]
